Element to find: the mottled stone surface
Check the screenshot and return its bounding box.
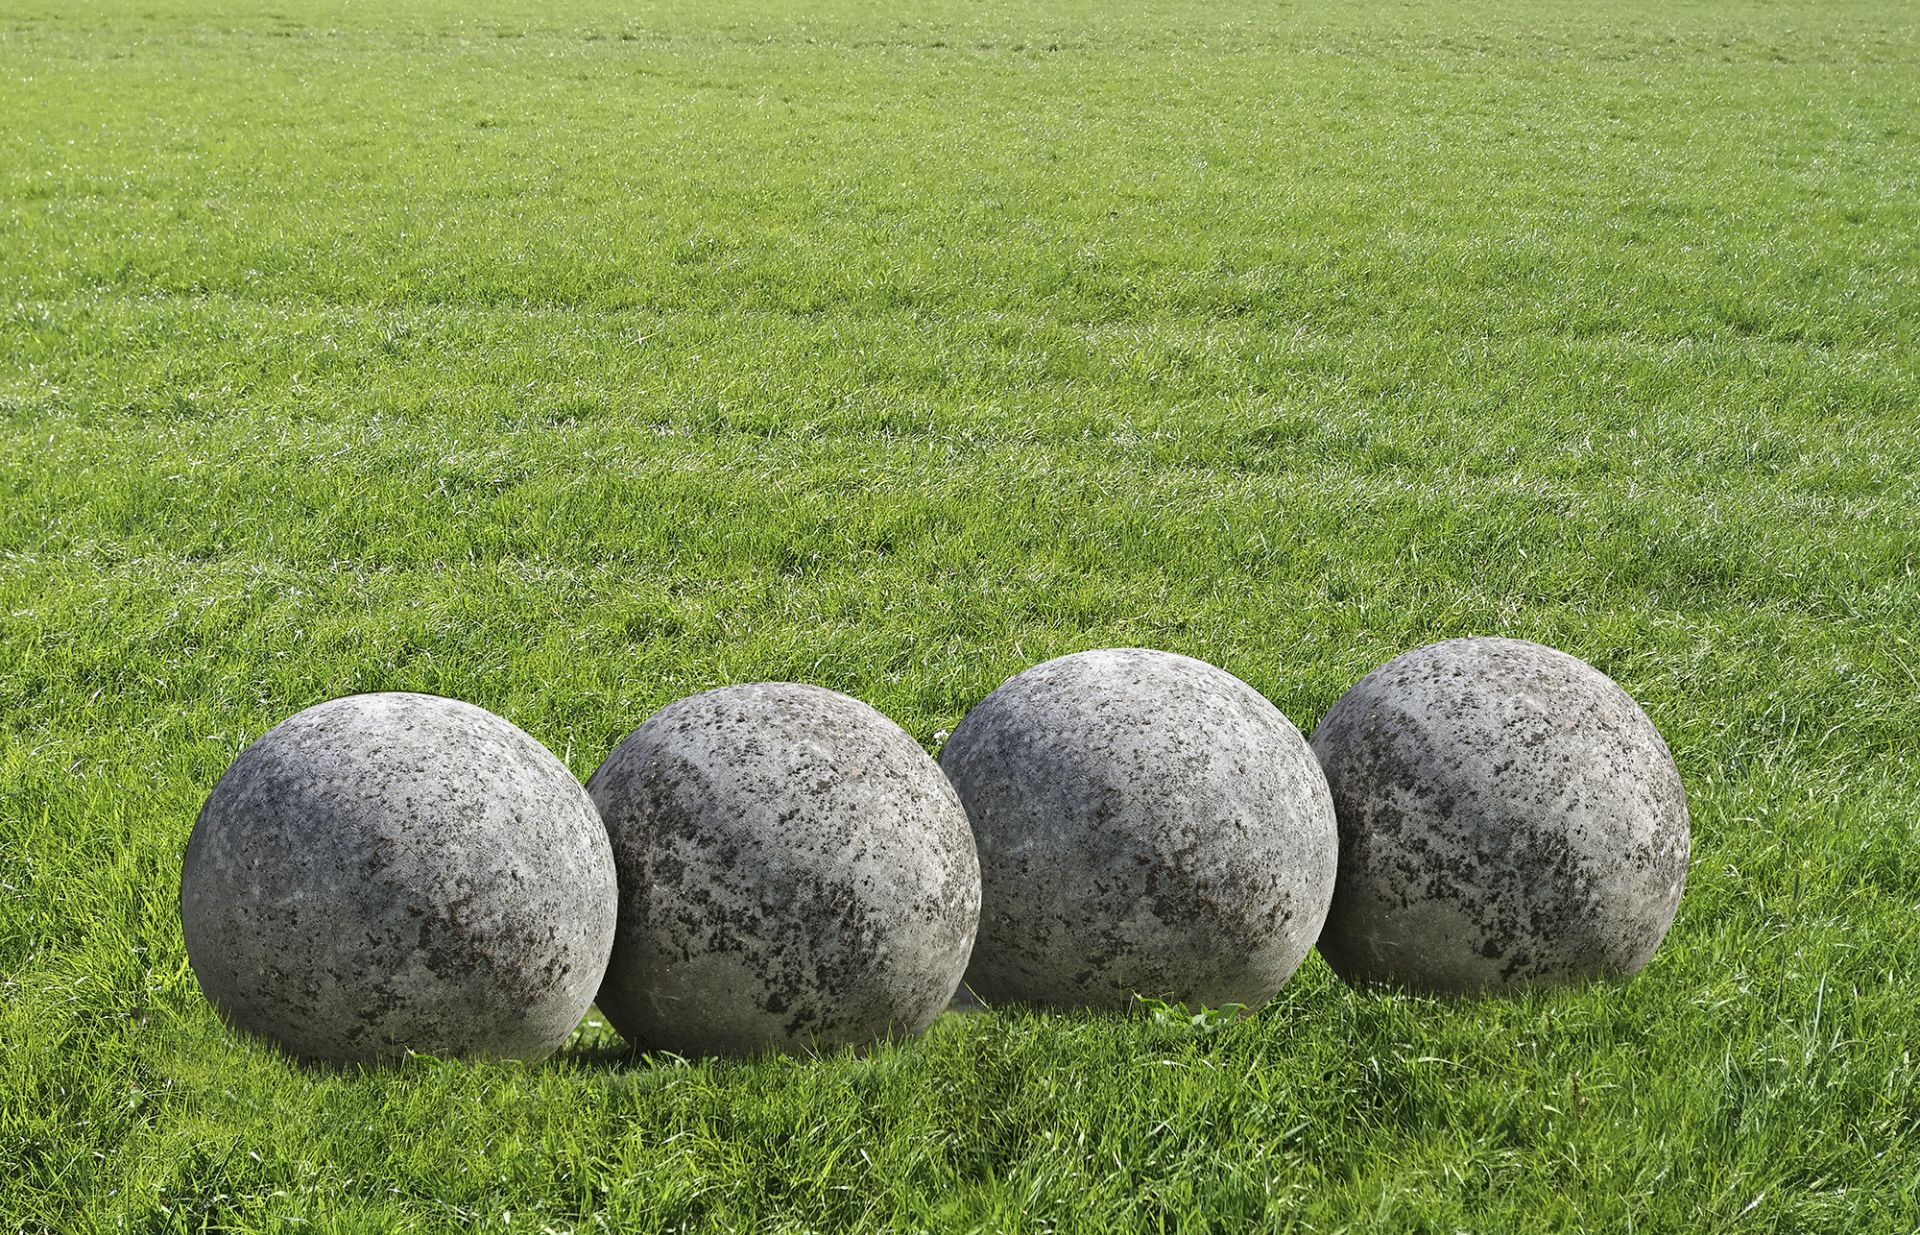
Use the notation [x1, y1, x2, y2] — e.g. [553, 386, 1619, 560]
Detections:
[588, 683, 979, 1058]
[939, 648, 1337, 1011]
[181, 693, 618, 1066]
[1310, 638, 1690, 994]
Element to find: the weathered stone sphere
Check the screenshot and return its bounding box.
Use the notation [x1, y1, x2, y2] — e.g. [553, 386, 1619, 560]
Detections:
[588, 683, 979, 1058]
[1310, 637, 1690, 994]
[939, 648, 1338, 1011]
[181, 693, 617, 1066]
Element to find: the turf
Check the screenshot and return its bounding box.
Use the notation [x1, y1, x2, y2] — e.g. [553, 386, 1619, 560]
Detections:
[2, 0, 1918, 1229]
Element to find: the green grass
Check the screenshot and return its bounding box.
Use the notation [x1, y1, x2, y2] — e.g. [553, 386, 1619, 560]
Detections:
[3, 0, 1918, 1228]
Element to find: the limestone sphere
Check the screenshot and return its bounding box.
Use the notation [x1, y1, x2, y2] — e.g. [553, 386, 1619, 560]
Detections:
[1310, 637, 1690, 994]
[939, 648, 1338, 1011]
[180, 692, 618, 1065]
[588, 683, 980, 1058]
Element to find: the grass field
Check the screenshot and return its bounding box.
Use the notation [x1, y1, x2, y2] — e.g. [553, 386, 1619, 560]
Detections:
[4, 0, 1919, 1229]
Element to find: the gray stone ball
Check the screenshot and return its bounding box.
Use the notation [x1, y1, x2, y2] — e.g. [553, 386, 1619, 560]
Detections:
[588, 683, 980, 1058]
[1310, 637, 1690, 995]
[939, 648, 1338, 1011]
[181, 692, 618, 1066]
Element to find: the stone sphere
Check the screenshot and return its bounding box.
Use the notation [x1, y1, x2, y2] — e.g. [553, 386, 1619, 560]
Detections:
[181, 693, 617, 1066]
[1310, 637, 1690, 994]
[939, 648, 1338, 1011]
[588, 683, 979, 1058]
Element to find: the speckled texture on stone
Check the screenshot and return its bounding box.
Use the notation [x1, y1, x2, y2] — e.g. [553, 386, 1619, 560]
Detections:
[1310, 637, 1690, 995]
[939, 648, 1338, 1011]
[588, 683, 980, 1059]
[180, 693, 618, 1066]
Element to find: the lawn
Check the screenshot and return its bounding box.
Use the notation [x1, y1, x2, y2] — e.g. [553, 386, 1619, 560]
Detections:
[2, 0, 1918, 1229]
